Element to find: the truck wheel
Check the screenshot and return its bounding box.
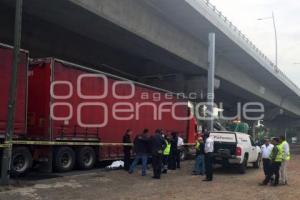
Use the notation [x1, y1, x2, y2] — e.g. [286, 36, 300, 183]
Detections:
[54, 147, 75, 172]
[253, 154, 261, 169]
[238, 156, 248, 174]
[11, 146, 33, 176]
[76, 147, 96, 170]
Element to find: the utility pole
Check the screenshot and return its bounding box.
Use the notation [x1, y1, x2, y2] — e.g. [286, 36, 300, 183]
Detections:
[258, 11, 278, 68]
[1, 0, 23, 185]
[272, 12, 278, 68]
[207, 33, 215, 132]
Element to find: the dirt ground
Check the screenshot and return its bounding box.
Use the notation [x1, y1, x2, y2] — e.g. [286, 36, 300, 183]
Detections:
[0, 155, 299, 200]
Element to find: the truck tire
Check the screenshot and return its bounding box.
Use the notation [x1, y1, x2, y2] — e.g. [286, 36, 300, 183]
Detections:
[76, 147, 96, 170]
[11, 146, 33, 176]
[238, 155, 248, 174]
[253, 153, 261, 169]
[54, 147, 75, 172]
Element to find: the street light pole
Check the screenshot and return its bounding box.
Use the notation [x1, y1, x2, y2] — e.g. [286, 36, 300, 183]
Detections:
[1, 0, 23, 185]
[272, 12, 278, 67]
[258, 11, 278, 67]
[207, 33, 215, 132]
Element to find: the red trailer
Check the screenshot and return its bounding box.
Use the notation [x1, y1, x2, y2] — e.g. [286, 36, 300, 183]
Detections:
[1, 49, 198, 174]
[0, 43, 28, 138]
[28, 58, 190, 140]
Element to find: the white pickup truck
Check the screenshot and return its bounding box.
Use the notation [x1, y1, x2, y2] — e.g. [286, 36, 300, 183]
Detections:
[210, 131, 261, 174]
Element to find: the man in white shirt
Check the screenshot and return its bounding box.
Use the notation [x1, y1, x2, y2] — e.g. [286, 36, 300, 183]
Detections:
[176, 135, 184, 169]
[203, 133, 214, 181]
[177, 136, 184, 148]
[261, 139, 274, 177]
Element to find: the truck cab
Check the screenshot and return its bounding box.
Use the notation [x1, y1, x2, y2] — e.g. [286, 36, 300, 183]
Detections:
[211, 131, 261, 174]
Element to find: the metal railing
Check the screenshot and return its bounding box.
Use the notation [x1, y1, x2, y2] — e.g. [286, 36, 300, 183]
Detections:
[191, 0, 300, 93]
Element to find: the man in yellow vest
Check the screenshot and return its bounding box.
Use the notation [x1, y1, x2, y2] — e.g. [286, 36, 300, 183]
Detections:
[260, 137, 283, 186]
[279, 135, 290, 185]
[192, 136, 205, 175]
[162, 135, 171, 174]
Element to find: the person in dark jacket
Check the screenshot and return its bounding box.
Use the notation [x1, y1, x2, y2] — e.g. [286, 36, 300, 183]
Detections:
[150, 129, 166, 179]
[168, 132, 179, 170]
[129, 129, 149, 176]
[122, 129, 132, 171]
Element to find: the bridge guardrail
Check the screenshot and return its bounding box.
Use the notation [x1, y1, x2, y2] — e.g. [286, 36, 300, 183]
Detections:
[191, 0, 300, 94]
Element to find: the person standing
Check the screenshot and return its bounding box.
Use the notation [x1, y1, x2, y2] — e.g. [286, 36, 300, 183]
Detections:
[122, 129, 132, 171]
[168, 132, 178, 170]
[261, 138, 274, 177]
[176, 134, 184, 169]
[279, 135, 291, 185]
[261, 137, 283, 186]
[129, 129, 150, 176]
[150, 129, 166, 179]
[193, 136, 205, 175]
[162, 135, 171, 174]
[203, 132, 214, 181]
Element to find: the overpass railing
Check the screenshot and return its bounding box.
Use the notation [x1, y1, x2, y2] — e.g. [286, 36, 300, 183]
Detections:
[191, 0, 300, 94]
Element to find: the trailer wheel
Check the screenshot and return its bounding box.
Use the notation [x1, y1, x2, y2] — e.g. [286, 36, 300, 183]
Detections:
[76, 147, 96, 170]
[11, 146, 33, 176]
[54, 147, 75, 172]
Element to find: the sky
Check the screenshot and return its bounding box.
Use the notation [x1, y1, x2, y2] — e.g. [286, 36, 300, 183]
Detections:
[209, 0, 300, 87]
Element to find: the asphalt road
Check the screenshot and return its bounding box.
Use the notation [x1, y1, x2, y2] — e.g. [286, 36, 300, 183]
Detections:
[0, 156, 299, 200]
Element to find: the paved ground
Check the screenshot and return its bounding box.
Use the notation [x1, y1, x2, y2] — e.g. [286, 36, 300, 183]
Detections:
[0, 156, 299, 200]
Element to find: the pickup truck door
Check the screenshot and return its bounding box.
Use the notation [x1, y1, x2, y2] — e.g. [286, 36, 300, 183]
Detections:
[249, 136, 258, 162]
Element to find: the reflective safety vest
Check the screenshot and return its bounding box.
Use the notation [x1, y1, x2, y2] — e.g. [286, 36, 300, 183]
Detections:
[195, 141, 200, 150]
[275, 144, 284, 162]
[163, 140, 171, 156]
[282, 141, 291, 161]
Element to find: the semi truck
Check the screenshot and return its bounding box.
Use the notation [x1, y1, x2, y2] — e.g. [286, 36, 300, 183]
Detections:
[0, 43, 198, 175]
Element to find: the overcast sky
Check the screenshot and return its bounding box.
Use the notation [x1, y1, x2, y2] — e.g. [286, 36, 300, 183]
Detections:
[209, 0, 300, 87]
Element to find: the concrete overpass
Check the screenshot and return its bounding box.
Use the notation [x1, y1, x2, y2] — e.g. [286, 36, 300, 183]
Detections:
[0, 0, 300, 128]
